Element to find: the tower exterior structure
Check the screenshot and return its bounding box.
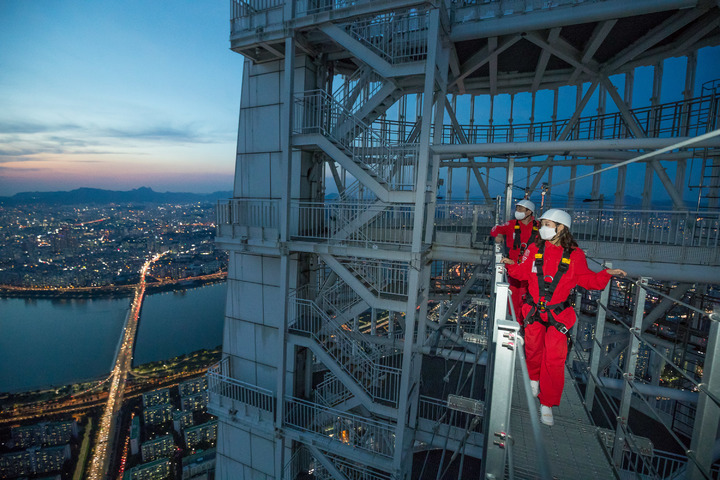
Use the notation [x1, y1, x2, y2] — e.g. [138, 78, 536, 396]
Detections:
[210, 1, 720, 479]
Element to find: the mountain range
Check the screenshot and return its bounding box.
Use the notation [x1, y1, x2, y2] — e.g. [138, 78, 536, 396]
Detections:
[0, 187, 233, 206]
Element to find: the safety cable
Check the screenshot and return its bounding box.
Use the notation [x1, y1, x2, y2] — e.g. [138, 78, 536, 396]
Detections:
[546, 127, 720, 189]
[623, 378, 714, 480]
[577, 280, 720, 478]
[584, 253, 718, 322]
[580, 346, 668, 478]
[594, 298, 720, 408]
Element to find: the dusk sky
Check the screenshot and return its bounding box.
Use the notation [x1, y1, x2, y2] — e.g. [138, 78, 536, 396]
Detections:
[0, 1, 243, 196]
[2, 2, 719, 202]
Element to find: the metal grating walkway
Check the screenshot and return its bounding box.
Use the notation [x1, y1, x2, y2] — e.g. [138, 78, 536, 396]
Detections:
[508, 361, 615, 480]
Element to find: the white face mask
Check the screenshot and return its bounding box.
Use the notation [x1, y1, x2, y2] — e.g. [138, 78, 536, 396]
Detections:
[539, 225, 556, 240]
[514, 211, 526, 221]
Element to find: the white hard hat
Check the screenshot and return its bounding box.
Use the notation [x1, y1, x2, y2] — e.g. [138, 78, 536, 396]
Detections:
[540, 208, 572, 228]
[516, 199, 536, 213]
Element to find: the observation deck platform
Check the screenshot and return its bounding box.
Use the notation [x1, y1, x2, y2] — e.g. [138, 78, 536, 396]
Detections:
[509, 359, 615, 480]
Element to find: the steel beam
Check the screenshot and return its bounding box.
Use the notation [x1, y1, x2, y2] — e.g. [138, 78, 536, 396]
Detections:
[449, 0, 699, 42]
[432, 137, 720, 158]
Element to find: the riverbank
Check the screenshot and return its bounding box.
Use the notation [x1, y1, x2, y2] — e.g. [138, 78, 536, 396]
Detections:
[0, 347, 222, 415]
[0, 271, 227, 299]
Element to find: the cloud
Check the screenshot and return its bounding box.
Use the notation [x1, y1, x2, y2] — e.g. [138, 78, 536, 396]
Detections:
[0, 121, 81, 134]
[101, 124, 210, 143]
[0, 164, 44, 172]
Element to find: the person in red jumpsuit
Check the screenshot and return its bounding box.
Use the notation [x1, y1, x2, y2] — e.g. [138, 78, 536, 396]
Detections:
[502, 209, 626, 426]
[490, 199, 538, 325]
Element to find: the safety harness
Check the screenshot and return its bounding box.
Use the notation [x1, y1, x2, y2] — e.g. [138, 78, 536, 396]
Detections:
[524, 243, 573, 338]
[513, 219, 539, 257]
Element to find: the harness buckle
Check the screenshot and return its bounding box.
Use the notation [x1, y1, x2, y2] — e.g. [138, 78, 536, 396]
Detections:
[538, 299, 547, 312]
[557, 324, 569, 335]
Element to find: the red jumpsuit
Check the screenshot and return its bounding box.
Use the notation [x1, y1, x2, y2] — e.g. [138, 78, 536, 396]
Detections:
[490, 219, 537, 325]
[506, 242, 611, 407]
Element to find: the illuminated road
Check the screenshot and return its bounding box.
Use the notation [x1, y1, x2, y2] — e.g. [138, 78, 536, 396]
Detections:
[86, 252, 164, 480]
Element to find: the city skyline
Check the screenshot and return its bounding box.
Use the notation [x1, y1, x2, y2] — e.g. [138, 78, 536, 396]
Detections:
[0, 1, 243, 196]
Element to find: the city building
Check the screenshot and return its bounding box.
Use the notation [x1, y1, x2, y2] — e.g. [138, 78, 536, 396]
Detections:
[173, 409, 195, 434]
[33, 445, 71, 475]
[11, 420, 78, 448]
[122, 458, 171, 480]
[179, 377, 207, 397]
[184, 420, 218, 450]
[181, 448, 216, 480]
[209, 0, 720, 479]
[142, 403, 173, 426]
[0, 449, 33, 478]
[180, 391, 208, 412]
[130, 415, 141, 456]
[141, 387, 171, 408]
[140, 435, 176, 463]
[0, 445, 71, 477]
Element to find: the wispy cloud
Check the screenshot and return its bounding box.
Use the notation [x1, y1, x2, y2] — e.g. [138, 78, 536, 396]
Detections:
[101, 124, 211, 143]
[0, 118, 223, 162]
[0, 121, 81, 135]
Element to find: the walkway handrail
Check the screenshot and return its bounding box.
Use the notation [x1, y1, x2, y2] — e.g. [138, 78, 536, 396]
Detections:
[593, 297, 720, 409]
[493, 249, 553, 479]
[568, 209, 720, 249]
[368, 91, 719, 145]
[574, 255, 720, 478]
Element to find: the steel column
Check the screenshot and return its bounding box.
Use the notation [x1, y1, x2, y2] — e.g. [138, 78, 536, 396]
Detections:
[687, 306, 720, 479]
[586, 263, 611, 412]
[612, 277, 648, 468]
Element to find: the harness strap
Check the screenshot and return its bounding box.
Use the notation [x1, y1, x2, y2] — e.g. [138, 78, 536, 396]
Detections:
[524, 297, 572, 335]
[513, 219, 539, 257]
[534, 242, 572, 309]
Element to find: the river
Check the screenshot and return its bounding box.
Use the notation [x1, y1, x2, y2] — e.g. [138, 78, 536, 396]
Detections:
[0, 282, 226, 393]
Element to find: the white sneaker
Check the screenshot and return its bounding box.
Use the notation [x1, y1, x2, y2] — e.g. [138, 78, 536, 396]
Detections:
[530, 380, 539, 398]
[540, 405, 554, 426]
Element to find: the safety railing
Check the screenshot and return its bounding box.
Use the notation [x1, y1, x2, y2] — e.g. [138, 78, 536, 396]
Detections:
[293, 90, 418, 191]
[439, 92, 719, 144]
[216, 198, 280, 230]
[296, 0, 372, 16]
[231, 0, 282, 17]
[342, 9, 429, 64]
[433, 201, 496, 248]
[338, 179, 376, 201]
[364, 91, 719, 146]
[341, 257, 410, 298]
[568, 208, 720, 248]
[288, 288, 402, 405]
[207, 357, 276, 414]
[455, 0, 595, 14]
[283, 446, 317, 480]
[315, 280, 366, 322]
[314, 373, 355, 408]
[230, 0, 285, 34]
[284, 445, 395, 480]
[291, 201, 415, 247]
[333, 68, 386, 116]
[487, 244, 552, 479]
[324, 450, 396, 480]
[284, 396, 395, 457]
[570, 260, 720, 479]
